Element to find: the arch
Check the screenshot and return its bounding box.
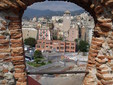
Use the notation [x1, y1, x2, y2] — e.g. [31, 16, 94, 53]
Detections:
[0, 0, 113, 85]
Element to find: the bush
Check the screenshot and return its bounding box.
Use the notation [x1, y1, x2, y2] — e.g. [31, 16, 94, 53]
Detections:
[34, 50, 44, 64]
[24, 37, 36, 47]
[78, 40, 89, 52]
[53, 35, 57, 40]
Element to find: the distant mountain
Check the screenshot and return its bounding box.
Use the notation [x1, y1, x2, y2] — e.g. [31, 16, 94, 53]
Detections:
[23, 8, 85, 19]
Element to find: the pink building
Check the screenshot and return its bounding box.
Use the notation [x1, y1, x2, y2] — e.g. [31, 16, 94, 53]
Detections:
[36, 40, 76, 53]
[38, 27, 51, 40]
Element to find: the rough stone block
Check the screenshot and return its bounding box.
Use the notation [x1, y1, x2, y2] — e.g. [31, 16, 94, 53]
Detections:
[14, 65, 25, 69]
[13, 61, 25, 65]
[12, 56, 24, 61]
[0, 36, 6, 39]
[14, 73, 26, 79]
[10, 39, 22, 43]
[11, 47, 23, 56]
[0, 49, 10, 53]
[0, 39, 9, 44]
[11, 43, 22, 47]
[15, 69, 24, 73]
[0, 54, 9, 59]
[11, 33, 22, 39]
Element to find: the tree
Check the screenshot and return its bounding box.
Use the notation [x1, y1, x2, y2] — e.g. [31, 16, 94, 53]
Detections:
[78, 40, 89, 55]
[53, 35, 57, 40]
[57, 19, 63, 23]
[34, 50, 44, 64]
[24, 37, 36, 47]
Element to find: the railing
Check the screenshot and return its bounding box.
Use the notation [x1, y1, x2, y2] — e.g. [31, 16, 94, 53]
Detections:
[27, 71, 89, 75]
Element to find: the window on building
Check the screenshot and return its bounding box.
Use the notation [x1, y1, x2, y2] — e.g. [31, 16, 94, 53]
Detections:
[46, 46, 48, 48]
[43, 37, 45, 40]
[66, 46, 69, 49]
[57, 47, 59, 49]
[42, 46, 45, 48]
[37, 45, 40, 48]
[46, 42, 49, 44]
[71, 47, 75, 49]
[66, 43, 70, 45]
[50, 46, 52, 49]
[40, 34, 42, 36]
[43, 31, 45, 34]
[60, 47, 64, 49]
[38, 42, 41, 44]
[71, 43, 74, 45]
[50, 42, 52, 44]
[46, 34, 48, 37]
[27, 34, 29, 36]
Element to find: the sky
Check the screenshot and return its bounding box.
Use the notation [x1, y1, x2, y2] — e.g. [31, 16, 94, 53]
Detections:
[28, 1, 83, 11]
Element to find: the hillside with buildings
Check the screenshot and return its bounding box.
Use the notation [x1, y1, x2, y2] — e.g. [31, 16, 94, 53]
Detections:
[22, 10, 94, 85]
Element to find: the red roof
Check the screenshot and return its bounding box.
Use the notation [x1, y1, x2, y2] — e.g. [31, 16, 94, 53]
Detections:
[28, 76, 41, 85]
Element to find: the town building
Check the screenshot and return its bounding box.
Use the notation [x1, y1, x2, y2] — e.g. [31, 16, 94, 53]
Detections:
[81, 26, 86, 41]
[67, 28, 78, 41]
[22, 27, 38, 40]
[62, 10, 71, 32]
[75, 12, 94, 43]
[38, 27, 51, 40]
[36, 40, 76, 53]
[62, 11, 71, 40]
[65, 41, 76, 53]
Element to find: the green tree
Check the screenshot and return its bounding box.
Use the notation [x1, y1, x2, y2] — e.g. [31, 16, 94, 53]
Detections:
[34, 50, 44, 64]
[57, 19, 63, 23]
[24, 37, 36, 47]
[53, 35, 57, 40]
[78, 40, 89, 55]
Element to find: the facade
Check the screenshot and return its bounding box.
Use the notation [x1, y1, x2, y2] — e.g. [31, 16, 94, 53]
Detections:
[38, 27, 51, 40]
[81, 26, 86, 41]
[67, 28, 78, 41]
[65, 42, 76, 53]
[62, 10, 71, 32]
[36, 40, 76, 53]
[75, 12, 94, 43]
[22, 27, 38, 40]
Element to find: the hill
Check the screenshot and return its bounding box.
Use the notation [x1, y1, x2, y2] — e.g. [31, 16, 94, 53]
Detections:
[23, 8, 85, 19]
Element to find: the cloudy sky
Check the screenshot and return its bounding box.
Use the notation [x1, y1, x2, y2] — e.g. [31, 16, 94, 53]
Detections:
[28, 1, 83, 11]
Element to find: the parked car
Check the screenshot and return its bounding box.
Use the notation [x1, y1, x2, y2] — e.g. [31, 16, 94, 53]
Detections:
[25, 56, 34, 62]
[25, 58, 30, 62]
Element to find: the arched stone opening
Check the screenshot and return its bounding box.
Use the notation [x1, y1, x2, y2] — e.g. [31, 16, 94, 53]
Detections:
[0, 0, 113, 85]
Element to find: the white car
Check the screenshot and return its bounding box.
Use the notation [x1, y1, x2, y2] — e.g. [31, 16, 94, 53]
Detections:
[25, 58, 30, 62]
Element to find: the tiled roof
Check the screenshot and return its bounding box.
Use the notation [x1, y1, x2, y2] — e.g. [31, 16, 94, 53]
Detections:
[28, 76, 41, 85]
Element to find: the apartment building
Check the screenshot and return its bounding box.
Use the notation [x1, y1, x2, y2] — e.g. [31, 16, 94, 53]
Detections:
[38, 27, 51, 40]
[36, 40, 75, 53]
[65, 42, 76, 53]
[22, 27, 38, 40]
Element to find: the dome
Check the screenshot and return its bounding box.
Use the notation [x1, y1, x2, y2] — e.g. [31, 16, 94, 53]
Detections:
[65, 10, 70, 14]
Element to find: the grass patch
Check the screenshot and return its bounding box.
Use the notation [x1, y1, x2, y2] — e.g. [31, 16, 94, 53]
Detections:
[27, 61, 52, 67]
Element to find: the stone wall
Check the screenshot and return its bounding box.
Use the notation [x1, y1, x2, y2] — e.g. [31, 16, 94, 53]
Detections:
[0, 0, 112, 85]
[0, 11, 26, 85]
[83, 0, 113, 85]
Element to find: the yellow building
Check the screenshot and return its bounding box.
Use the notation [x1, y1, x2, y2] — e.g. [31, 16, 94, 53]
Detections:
[22, 27, 38, 40]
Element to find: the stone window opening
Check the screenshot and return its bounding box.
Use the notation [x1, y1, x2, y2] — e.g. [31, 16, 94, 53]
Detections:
[0, 0, 112, 85]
